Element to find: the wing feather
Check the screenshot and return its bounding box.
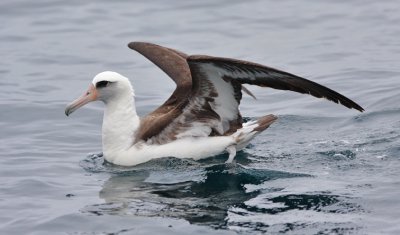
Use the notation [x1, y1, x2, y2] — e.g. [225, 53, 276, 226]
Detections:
[187, 55, 364, 112]
[129, 44, 364, 145]
[128, 42, 193, 142]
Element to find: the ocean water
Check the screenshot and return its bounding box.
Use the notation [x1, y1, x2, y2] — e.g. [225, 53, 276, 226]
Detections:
[1, 0, 400, 234]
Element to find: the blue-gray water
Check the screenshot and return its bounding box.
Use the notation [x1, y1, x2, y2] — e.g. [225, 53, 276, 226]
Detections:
[1, 0, 399, 234]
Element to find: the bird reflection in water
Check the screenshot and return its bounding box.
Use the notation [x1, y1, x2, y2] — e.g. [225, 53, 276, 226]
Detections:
[82, 153, 309, 229]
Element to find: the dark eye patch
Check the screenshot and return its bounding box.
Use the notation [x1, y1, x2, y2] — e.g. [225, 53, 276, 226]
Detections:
[96, 80, 110, 88]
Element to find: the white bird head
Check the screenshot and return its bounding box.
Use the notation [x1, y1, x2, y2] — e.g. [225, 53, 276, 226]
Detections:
[65, 71, 134, 116]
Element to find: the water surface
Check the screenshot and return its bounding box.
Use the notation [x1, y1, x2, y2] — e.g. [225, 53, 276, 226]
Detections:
[1, 0, 400, 234]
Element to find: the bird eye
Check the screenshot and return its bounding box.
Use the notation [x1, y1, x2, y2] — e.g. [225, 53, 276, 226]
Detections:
[96, 80, 110, 88]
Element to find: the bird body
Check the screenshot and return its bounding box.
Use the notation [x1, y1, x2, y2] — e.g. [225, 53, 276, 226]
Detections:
[65, 42, 363, 166]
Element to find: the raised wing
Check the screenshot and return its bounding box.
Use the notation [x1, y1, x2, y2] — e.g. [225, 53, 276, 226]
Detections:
[187, 55, 364, 112]
[130, 44, 364, 145]
[128, 42, 192, 106]
[128, 42, 193, 142]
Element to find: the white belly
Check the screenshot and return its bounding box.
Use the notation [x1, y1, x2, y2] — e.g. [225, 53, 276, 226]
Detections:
[105, 136, 234, 166]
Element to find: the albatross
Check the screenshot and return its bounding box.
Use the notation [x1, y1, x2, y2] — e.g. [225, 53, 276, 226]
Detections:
[65, 42, 364, 166]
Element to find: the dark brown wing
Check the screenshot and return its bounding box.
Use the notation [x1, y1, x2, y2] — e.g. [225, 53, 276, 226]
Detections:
[128, 42, 191, 107]
[187, 55, 364, 112]
[128, 42, 192, 142]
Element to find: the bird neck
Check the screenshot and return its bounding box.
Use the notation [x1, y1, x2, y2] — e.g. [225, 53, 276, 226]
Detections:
[101, 92, 140, 162]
